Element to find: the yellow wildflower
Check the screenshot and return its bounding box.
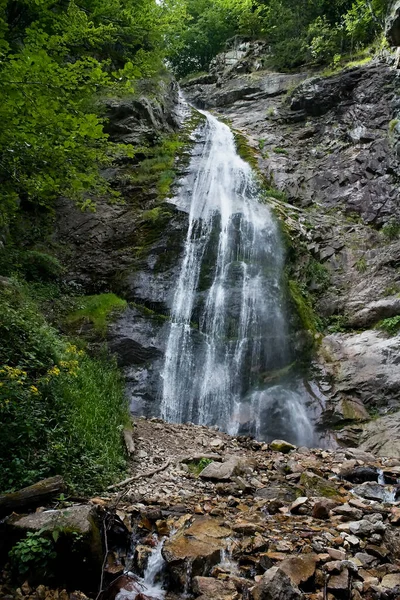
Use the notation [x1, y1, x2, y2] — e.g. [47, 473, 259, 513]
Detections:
[30, 385, 39, 395]
[47, 366, 61, 377]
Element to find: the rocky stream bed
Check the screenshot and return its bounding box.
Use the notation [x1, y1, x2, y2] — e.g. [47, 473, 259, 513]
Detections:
[3, 418, 400, 600]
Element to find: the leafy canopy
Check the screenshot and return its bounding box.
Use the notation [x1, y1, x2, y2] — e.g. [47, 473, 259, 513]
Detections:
[0, 0, 179, 227]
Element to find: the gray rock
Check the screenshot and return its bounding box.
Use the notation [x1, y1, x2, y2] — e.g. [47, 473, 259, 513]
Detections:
[361, 412, 400, 458]
[352, 482, 388, 502]
[349, 297, 400, 328]
[386, 1, 400, 46]
[252, 566, 304, 600]
[349, 518, 385, 537]
[199, 456, 251, 480]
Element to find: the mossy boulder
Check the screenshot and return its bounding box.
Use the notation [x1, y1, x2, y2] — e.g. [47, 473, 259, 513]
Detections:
[270, 439, 296, 453]
[299, 471, 341, 499]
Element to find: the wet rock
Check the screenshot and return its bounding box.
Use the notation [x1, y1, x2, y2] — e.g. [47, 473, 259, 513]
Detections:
[341, 466, 379, 485]
[270, 440, 296, 454]
[252, 566, 304, 600]
[192, 576, 236, 599]
[352, 483, 388, 502]
[279, 554, 318, 586]
[162, 517, 230, 589]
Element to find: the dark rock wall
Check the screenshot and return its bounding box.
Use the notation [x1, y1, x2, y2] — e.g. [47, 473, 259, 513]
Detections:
[183, 53, 400, 449]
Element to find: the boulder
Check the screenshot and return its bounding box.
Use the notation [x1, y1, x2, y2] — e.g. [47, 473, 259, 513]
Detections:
[352, 482, 388, 502]
[279, 554, 317, 586]
[192, 576, 236, 599]
[270, 440, 296, 454]
[252, 566, 304, 600]
[299, 471, 341, 499]
[341, 466, 379, 484]
[311, 498, 337, 520]
[162, 517, 230, 590]
[199, 456, 251, 480]
[360, 412, 400, 458]
[6, 505, 102, 593]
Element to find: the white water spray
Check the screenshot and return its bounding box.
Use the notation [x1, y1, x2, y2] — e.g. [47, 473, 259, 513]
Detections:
[160, 110, 313, 445]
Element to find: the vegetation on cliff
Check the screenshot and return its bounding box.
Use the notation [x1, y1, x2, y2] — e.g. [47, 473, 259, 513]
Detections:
[166, 0, 390, 76]
[0, 0, 184, 228]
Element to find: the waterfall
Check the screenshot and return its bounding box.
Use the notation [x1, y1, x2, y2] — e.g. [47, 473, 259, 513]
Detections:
[160, 110, 314, 446]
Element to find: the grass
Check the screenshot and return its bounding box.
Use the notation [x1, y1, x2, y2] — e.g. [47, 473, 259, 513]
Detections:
[67, 293, 127, 334]
[0, 280, 129, 494]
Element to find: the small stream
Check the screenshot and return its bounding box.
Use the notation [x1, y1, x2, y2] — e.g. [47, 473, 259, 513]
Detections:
[116, 538, 166, 600]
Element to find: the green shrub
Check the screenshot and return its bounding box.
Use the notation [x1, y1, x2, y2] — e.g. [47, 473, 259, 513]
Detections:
[9, 531, 56, 581]
[0, 283, 128, 494]
[378, 315, 400, 335]
[382, 220, 400, 241]
[187, 458, 213, 476]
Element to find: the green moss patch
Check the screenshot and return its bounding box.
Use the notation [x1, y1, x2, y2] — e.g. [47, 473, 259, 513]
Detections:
[67, 293, 127, 334]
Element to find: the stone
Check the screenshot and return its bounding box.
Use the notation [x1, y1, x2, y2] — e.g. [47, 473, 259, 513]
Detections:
[327, 569, 349, 592]
[348, 519, 385, 537]
[312, 499, 337, 520]
[255, 486, 297, 503]
[341, 466, 379, 485]
[162, 517, 230, 589]
[199, 457, 250, 480]
[327, 549, 346, 561]
[381, 573, 400, 589]
[192, 576, 236, 599]
[5, 505, 103, 594]
[290, 497, 309, 514]
[352, 482, 388, 502]
[299, 472, 340, 499]
[252, 566, 304, 600]
[279, 554, 318, 586]
[270, 440, 296, 454]
[332, 504, 363, 522]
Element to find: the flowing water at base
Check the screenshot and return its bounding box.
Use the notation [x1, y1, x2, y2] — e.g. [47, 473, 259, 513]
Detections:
[117, 538, 166, 600]
[160, 110, 314, 446]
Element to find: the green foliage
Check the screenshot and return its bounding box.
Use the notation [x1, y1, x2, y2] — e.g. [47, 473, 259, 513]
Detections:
[166, 0, 390, 76]
[382, 219, 400, 241]
[355, 256, 368, 273]
[378, 315, 400, 334]
[67, 293, 127, 334]
[0, 281, 128, 494]
[9, 530, 56, 580]
[288, 279, 321, 334]
[187, 457, 213, 476]
[0, 0, 176, 227]
[273, 147, 289, 155]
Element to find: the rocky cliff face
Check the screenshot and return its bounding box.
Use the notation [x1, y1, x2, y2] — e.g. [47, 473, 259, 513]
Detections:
[54, 43, 400, 453]
[183, 49, 400, 452]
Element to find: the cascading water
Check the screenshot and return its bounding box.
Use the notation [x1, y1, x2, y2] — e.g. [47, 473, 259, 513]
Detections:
[160, 109, 314, 446]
